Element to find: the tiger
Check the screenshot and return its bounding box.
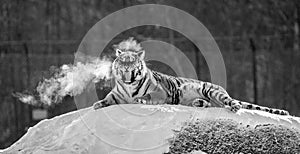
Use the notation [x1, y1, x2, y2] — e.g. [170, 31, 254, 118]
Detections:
[93, 37, 290, 116]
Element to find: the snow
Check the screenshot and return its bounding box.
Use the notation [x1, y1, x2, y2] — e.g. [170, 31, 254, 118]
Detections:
[1, 104, 300, 154]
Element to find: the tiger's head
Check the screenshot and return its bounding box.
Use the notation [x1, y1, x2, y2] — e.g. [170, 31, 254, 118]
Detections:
[112, 38, 147, 84]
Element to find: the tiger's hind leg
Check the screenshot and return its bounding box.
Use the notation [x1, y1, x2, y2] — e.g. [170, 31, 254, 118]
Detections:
[180, 82, 242, 112]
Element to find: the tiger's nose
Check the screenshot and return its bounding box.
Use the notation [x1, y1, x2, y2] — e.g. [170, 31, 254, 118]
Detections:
[124, 66, 129, 72]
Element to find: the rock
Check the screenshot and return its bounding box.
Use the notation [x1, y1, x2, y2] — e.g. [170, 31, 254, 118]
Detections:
[1, 104, 299, 154]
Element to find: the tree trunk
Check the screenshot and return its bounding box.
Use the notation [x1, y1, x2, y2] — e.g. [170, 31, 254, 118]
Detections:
[249, 38, 258, 104]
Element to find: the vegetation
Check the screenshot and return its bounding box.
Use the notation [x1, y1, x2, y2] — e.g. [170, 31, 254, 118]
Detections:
[166, 119, 300, 154]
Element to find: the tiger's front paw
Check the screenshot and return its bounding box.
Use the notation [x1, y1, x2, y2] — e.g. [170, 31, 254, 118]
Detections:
[134, 97, 148, 104]
[93, 100, 108, 110]
[134, 94, 151, 104]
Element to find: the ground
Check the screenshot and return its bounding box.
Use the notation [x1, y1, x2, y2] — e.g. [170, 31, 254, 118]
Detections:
[1, 104, 300, 154]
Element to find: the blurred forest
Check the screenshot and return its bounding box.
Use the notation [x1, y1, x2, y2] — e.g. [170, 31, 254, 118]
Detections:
[1, 0, 300, 148]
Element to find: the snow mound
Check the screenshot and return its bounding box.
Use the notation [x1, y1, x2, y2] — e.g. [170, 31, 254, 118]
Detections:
[1, 105, 300, 154]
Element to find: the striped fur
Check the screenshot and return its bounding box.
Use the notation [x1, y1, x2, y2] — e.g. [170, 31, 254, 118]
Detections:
[93, 38, 289, 116]
[179, 82, 289, 115]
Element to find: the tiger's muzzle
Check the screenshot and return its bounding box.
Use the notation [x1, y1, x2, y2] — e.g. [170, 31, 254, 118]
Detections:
[121, 70, 136, 84]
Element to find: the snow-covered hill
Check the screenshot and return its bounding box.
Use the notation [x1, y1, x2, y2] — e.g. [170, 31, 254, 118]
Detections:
[1, 105, 300, 154]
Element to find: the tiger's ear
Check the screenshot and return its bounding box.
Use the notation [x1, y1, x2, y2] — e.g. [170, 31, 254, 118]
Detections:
[116, 49, 123, 57]
[137, 50, 145, 59]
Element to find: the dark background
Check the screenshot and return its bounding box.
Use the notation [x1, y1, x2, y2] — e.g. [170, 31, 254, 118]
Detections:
[1, 0, 300, 148]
